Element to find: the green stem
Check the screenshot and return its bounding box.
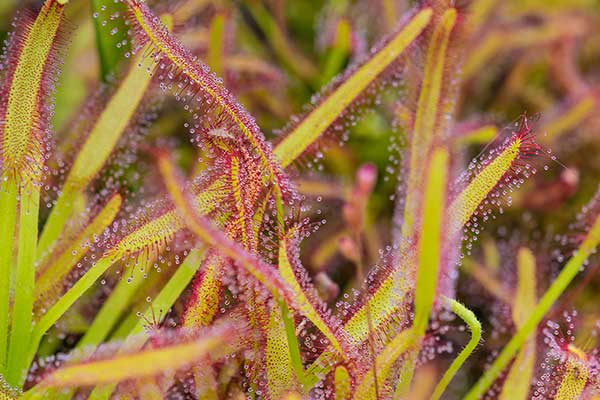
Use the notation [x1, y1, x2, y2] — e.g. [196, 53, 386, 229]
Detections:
[465, 213, 600, 399]
[26, 255, 117, 374]
[37, 185, 77, 258]
[6, 183, 40, 386]
[0, 179, 18, 373]
[431, 298, 481, 400]
[279, 300, 307, 388]
[77, 259, 150, 348]
[86, 248, 205, 400]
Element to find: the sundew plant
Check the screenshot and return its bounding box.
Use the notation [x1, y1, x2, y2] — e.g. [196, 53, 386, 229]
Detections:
[0, 0, 599, 398]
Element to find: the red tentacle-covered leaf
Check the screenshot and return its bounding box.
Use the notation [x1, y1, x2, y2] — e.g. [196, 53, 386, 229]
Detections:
[0, 0, 69, 183]
[155, 150, 294, 305]
[36, 323, 245, 389]
[279, 227, 354, 359]
[182, 250, 227, 329]
[122, 0, 294, 202]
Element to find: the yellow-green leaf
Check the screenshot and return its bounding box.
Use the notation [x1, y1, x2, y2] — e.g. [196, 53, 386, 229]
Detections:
[274, 8, 433, 168]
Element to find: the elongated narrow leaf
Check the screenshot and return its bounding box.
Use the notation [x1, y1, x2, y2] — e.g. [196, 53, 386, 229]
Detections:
[77, 256, 152, 349]
[156, 152, 292, 304]
[182, 251, 225, 328]
[266, 305, 298, 398]
[392, 147, 451, 396]
[243, 1, 317, 82]
[449, 120, 540, 232]
[36, 328, 236, 388]
[38, 15, 172, 255]
[69, 249, 206, 400]
[539, 95, 595, 143]
[306, 122, 540, 387]
[92, 0, 129, 80]
[27, 255, 118, 371]
[106, 180, 226, 262]
[0, 180, 17, 370]
[463, 16, 586, 80]
[353, 328, 415, 399]
[555, 345, 589, 400]
[35, 194, 122, 308]
[207, 12, 225, 77]
[279, 229, 348, 355]
[335, 365, 351, 400]
[7, 186, 41, 385]
[130, 248, 205, 337]
[466, 195, 600, 399]
[0, 0, 66, 183]
[499, 247, 537, 400]
[401, 8, 457, 245]
[125, 0, 290, 198]
[0, 0, 69, 384]
[274, 7, 433, 168]
[413, 147, 449, 335]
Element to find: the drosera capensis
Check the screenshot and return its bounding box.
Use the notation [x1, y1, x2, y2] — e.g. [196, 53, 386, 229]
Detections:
[0, 0, 68, 385]
[303, 122, 540, 388]
[123, 0, 294, 212]
[498, 247, 537, 400]
[273, 7, 433, 168]
[400, 7, 458, 249]
[155, 150, 293, 304]
[448, 115, 542, 233]
[1, 0, 600, 397]
[465, 189, 600, 399]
